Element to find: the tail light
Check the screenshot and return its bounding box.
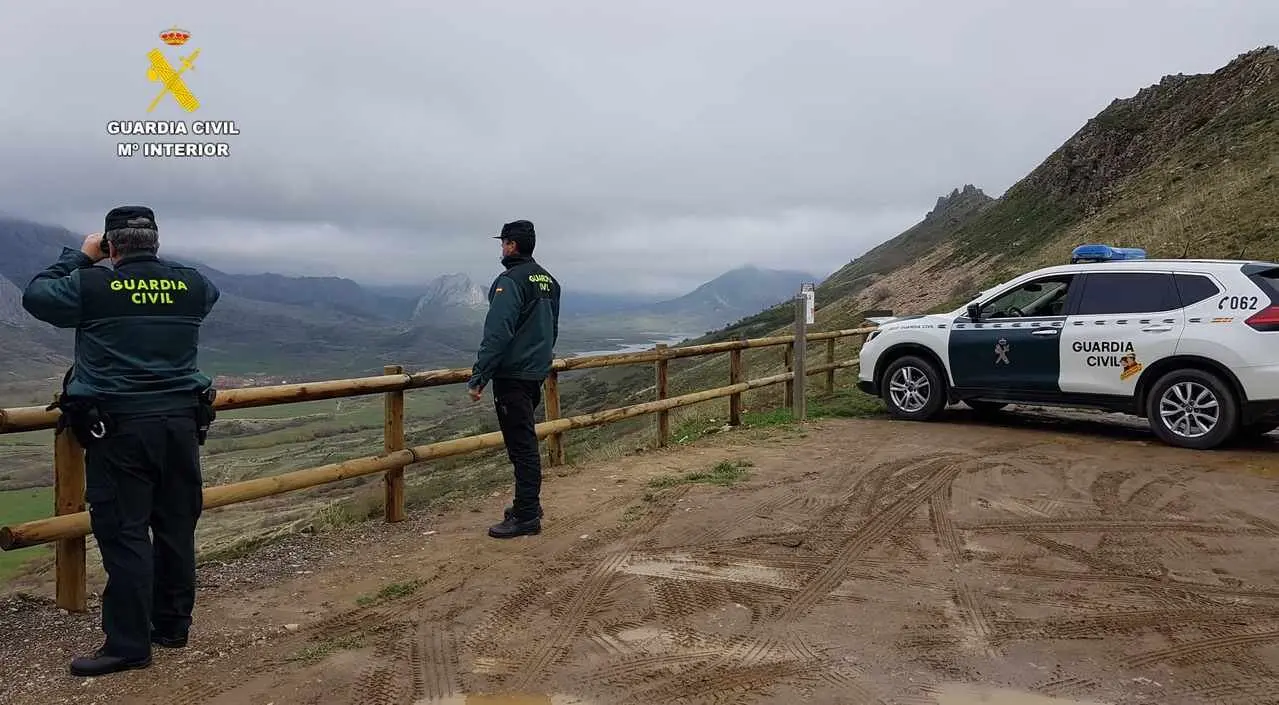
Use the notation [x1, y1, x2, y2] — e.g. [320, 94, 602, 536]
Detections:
[1245, 305, 1279, 332]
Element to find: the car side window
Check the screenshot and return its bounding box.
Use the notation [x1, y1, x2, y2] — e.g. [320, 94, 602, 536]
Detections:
[1174, 273, 1220, 307]
[979, 276, 1074, 319]
[1075, 272, 1180, 315]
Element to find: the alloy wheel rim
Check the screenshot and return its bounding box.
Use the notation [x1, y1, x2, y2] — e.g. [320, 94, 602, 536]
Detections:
[889, 366, 930, 413]
[1158, 381, 1219, 439]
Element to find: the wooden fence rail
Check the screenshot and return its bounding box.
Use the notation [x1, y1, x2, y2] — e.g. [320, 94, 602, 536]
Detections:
[0, 325, 874, 611]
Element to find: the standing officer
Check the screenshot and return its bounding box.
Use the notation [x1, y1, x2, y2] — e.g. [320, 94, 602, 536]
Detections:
[22, 205, 220, 677]
[466, 220, 561, 539]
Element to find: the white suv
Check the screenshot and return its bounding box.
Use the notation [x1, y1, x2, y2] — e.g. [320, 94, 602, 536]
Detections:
[856, 244, 1279, 449]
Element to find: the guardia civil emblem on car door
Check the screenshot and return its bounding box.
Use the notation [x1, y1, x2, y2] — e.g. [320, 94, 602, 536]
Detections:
[994, 338, 1010, 365]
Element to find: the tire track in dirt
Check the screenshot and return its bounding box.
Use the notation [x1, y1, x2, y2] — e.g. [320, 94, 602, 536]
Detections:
[952, 583, 995, 655]
[1172, 676, 1279, 704]
[145, 654, 296, 705]
[157, 566, 477, 705]
[500, 485, 692, 692]
[777, 457, 966, 623]
[990, 566, 1279, 601]
[410, 625, 460, 703]
[962, 519, 1256, 535]
[612, 636, 864, 705]
[990, 607, 1279, 644]
[891, 534, 930, 561]
[928, 489, 962, 563]
[648, 576, 790, 627]
[1125, 476, 1182, 515]
[654, 490, 796, 548]
[1021, 533, 1135, 574]
[928, 482, 996, 656]
[1225, 510, 1279, 537]
[463, 486, 688, 663]
[803, 454, 965, 557]
[583, 650, 720, 686]
[611, 457, 965, 705]
[1031, 676, 1102, 699]
[347, 622, 415, 705]
[1122, 628, 1279, 669]
[167, 492, 641, 705]
[1089, 470, 1131, 515]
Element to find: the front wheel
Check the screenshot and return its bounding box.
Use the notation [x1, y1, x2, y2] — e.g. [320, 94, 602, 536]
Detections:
[881, 355, 947, 421]
[1145, 369, 1240, 450]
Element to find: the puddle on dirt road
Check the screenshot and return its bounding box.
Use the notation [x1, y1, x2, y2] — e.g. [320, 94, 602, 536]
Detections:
[416, 695, 591, 705]
[935, 683, 1108, 705]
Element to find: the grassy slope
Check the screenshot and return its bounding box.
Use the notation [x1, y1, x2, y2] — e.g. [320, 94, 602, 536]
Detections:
[0, 487, 52, 581]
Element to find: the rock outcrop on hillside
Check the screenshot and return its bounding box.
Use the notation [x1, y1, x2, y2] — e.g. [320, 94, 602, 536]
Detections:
[924, 184, 993, 226]
[0, 275, 31, 327]
[1021, 46, 1278, 215]
[411, 273, 488, 323]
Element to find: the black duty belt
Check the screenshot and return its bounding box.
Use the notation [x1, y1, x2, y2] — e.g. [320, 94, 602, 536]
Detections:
[46, 366, 219, 447]
[196, 386, 217, 445]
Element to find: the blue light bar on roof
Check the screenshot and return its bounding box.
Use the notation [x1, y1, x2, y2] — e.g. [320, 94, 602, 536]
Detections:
[1071, 244, 1147, 264]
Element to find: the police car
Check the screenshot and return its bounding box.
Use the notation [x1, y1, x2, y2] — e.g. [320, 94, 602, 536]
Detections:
[856, 244, 1279, 450]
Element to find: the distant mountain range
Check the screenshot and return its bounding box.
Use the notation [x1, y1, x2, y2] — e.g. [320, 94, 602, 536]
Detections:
[0, 215, 814, 385]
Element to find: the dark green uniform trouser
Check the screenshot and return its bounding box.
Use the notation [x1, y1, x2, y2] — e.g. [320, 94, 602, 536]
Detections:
[84, 410, 204, 660]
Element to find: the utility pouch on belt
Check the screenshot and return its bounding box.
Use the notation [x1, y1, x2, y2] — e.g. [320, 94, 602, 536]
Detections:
[46, 367, 112, 448]
[196, 386, 217, 446]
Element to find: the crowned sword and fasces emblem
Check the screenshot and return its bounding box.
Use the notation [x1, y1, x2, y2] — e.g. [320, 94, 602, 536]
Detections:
[994, 339, 1010, 364]
[147, 26, 200, 113]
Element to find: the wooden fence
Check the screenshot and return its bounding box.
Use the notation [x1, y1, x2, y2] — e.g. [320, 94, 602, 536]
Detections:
[0, 321, 874, 611]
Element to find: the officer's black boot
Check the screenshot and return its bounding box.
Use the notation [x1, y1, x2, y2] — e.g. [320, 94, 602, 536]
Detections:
[70, 648, 152, 677]
[488, 514, 541, 539]
[503, 504, 544, 521]
[151, 631, 188, 648]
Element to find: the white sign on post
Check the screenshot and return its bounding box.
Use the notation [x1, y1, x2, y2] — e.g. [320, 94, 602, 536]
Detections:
[803, 288, 815, 325]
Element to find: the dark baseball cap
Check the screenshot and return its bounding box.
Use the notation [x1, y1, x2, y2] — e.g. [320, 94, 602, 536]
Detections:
[105, 205, 158, 232]
[492, 220, 535, 243]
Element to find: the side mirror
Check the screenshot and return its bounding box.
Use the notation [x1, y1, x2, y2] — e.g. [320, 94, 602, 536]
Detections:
[966, 303, 981, 320]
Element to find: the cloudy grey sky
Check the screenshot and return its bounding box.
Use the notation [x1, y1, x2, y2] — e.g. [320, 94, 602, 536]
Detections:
[1, 1, 1275, 297]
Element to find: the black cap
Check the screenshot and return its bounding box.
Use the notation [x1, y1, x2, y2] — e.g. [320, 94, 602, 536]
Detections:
[493, 219, 533, 240]
[105, 205, 158, 232]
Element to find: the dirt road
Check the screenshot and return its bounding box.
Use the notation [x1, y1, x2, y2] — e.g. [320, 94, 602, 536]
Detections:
[4, 410, 1279, 705]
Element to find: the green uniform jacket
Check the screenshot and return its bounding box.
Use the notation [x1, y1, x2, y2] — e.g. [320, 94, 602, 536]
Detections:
[468, 254, 561, 390]
[22, 247, 221, 414]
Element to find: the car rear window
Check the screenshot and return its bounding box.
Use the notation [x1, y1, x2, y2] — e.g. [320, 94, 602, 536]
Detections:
[1252, 267, 1279, 300]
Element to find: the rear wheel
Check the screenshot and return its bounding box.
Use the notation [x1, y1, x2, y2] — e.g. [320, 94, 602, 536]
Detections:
[881, 355, 947, 421]
[1145, 369, 1240, 450]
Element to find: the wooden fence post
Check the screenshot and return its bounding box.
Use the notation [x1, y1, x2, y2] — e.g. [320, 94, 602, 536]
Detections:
[655, 344, 669, 447]
[729, 346, 743, 426]
[825, 338, 837, 394]
[54, 423, 87, 612]
[793, 294, 808, 421]
[383, 364, 406, 523]
[544, 371, 564, 466]
[783, 345, 794, 408]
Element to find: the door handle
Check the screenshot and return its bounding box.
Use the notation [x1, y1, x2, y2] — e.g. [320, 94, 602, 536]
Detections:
[1031, 329, 1058, 337]
[1141, 325, 1173, 332]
